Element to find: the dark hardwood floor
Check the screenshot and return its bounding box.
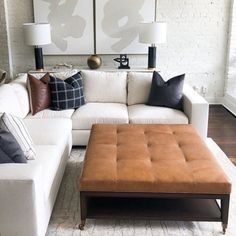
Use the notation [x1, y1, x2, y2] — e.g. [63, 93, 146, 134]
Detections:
[208, 105, 236, 166]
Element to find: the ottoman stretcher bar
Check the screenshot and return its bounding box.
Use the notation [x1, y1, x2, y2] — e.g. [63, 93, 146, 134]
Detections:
[78, 124, 231, 233]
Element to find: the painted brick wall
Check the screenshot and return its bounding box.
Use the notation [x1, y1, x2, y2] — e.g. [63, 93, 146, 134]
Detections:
[2, 0, 232, 102]
[0, 0, 10, 76]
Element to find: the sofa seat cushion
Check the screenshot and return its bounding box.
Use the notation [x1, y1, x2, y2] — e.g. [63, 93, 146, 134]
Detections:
[23, 118, 72, 149]
[72, 103, 129, 130]
[128, 104, 188, 124]
[26, 109, 74, 119]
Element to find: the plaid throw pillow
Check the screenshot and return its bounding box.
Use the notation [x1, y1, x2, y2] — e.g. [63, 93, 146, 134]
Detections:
[49, 72, 85, 110]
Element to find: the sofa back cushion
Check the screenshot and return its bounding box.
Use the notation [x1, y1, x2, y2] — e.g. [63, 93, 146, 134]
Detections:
[127, 72, 153, 105]
[0, 84, 27, 118]
[81, 70, 127, 104]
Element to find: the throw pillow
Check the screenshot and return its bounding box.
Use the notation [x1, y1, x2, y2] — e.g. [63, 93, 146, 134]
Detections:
[0, 130, 27, 163]
[27, 73, 51, 115]
[146, 71, 185, 110]
[49, 72, 85, 110]
[0, 113, 36, 160]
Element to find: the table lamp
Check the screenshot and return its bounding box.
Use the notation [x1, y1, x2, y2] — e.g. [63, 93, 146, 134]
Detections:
[23, 23, 51, 71]
[139, 22, 167, 69]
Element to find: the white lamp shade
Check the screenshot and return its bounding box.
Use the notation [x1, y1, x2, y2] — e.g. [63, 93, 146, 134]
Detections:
[139, 22, 167, 44]
[23, 23, 51, 46]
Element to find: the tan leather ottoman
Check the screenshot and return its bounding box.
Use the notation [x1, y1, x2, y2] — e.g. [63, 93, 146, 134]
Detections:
[78, 124, 231, 232]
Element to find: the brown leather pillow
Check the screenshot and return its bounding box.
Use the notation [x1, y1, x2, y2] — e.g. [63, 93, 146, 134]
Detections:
[27, 73, 51, 115]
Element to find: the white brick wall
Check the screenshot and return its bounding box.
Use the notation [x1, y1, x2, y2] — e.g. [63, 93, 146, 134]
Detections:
[1, 0, 232, 102]
[0, 0, 10, 76]
[225, 0, 236, 97]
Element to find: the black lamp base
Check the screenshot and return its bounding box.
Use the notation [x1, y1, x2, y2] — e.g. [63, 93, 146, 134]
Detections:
[148, 46, 156, 69]
[34, 47, 44, 71]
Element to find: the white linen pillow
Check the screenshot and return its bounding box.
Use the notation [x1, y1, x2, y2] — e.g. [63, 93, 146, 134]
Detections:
[0, 113, 36, 160]
[127, 72, 153, 105]
[81, 70, 127, 104]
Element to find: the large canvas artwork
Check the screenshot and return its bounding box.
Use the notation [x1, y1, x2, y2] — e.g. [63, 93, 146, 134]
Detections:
[96, 0, 155, 54]
[33, 0, 94, 55]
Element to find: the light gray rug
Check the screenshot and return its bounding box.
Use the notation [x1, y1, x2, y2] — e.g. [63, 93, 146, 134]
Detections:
[46, 139, 236, 236]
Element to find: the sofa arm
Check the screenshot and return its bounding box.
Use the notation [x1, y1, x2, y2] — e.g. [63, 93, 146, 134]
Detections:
[182, 84, 209, 139]
[0, 163, 44, 236]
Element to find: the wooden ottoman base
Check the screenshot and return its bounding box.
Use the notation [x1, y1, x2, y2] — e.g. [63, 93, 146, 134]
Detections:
[79, 191, 230, 234]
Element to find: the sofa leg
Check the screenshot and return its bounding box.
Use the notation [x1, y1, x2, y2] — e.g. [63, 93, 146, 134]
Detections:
[221, 195, 230, 234]
[222, 223, 227, 234]
[78, 220, 86, 230]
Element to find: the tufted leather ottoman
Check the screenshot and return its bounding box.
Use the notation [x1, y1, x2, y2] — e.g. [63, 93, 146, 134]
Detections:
[78, 124, 231, 232]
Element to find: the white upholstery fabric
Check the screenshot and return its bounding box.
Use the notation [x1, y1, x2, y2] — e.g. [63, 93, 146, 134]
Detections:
[0, 140, 72, 236]
[0, 162, 44, 236]
[127, 72, 153, 105]
[72, 103, 129, 130]
[0, 84, 24, 117]
[10, 80, 30, 117]
[183, 84, 209, 138]
[34, 145, 64, 199]
[81, 70, 127, 103]
[42, 139, 71, 235]
[24, 118, 72, 147]
[128, 104, 188, 124]
[72, 129, 90, 146]
[26, 108, 74, 119]
[0, 118, 72, 236]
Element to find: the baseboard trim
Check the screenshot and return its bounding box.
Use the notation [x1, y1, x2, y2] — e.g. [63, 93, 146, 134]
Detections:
[222, 94, 236, 116]
[205, 97, 223, 104]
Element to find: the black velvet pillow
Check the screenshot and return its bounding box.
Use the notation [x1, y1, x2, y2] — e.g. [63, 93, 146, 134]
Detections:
[0, 130, 27, 164]
[146, 71, 185, 110]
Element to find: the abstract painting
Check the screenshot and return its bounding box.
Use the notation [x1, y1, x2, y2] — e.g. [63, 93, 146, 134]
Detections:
[33, 0, 94, 55]
[96, 0, 155, 54]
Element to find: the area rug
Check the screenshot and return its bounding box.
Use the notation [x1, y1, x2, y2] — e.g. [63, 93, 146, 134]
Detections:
[46, 138, 236, 236]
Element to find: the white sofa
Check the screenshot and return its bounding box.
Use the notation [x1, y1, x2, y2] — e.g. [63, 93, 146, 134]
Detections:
[74, 70, 209, 144]
[0, 69, 209, 236]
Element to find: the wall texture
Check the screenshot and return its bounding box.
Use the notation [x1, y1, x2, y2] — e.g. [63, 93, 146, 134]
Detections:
[222, 0, 236, 114]
[1, 0, 232, 102]
[0, 0, 11, 77]
[225, 0, 236, 97]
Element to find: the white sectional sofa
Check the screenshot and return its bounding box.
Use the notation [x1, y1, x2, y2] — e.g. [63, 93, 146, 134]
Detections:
[0, 69, 209, 236]
[0, 79, 72, 236]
